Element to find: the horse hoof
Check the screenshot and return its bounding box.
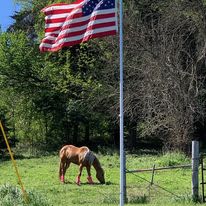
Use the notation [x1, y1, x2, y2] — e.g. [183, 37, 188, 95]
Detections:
[76, 182, 81, 186]
[87, 176, 94, 184]
[60, 175, 65, 183]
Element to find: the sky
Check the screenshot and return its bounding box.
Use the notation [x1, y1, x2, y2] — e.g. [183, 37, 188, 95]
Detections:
[0, 0, 21, 32]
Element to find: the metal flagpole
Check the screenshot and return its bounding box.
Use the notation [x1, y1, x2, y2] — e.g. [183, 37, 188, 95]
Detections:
[119, 0, 125, 205]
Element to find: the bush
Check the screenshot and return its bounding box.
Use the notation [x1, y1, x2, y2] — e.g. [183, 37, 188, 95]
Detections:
[129, 195, 149, 204]
[0, 184, 50, 206]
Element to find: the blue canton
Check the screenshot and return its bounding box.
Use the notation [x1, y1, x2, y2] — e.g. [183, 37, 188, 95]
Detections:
[82, 0, 115, 16]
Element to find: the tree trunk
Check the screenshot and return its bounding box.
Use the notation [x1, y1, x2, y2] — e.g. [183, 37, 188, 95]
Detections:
[85, 122, 90, 143]
[128, 122, 137, 149]
[113, 124, 119, 148]
[73, 122, 79, 145]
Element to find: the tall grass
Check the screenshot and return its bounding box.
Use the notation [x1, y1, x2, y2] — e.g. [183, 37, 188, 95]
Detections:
[156, 152, 190, 167]
[0, 184, 50, 206]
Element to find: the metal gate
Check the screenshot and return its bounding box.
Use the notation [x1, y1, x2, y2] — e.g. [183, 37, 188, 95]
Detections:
[201, 154, 206, 203]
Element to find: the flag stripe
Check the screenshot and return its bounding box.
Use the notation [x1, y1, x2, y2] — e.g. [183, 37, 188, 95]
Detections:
[45, 21, 116, 40]
[40, 0, 117, 52]
[45, 9, 115, 27]
[40, 30, 116, 52]
[45, 8, 77, 16]
[42, 22, 116, 44]
[45, 15, 116, 34]
[42, 26, 117, 46]
[45, 11, 115, 24]
[42, 1, 83, 13]
[45, 6, 115, 19]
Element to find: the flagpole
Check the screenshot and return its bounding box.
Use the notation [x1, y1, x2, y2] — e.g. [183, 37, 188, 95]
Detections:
[119, 0, 125, 205]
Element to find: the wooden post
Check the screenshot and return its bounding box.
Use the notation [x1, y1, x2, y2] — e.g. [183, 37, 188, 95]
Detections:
[192, 140, 199, 201]
[151, 164, 156, 185]
[148, 164, 155, 200]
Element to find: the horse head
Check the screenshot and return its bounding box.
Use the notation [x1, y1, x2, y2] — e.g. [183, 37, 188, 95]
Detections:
[96, 167, 105, 184]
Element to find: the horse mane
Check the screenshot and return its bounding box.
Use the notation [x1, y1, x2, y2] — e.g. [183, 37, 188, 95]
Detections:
[84, 150, 95, 165]
[92, 155, 103, 171]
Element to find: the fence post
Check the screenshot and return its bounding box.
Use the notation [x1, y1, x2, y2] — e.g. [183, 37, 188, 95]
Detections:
[192, 140, 199, 201]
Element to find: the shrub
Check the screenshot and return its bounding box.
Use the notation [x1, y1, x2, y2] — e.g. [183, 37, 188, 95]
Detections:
[129, 195, 149, 204]
[0, 184, 50, 206]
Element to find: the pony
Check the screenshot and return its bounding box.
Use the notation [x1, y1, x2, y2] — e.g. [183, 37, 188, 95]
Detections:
[59, 145, 105, 185]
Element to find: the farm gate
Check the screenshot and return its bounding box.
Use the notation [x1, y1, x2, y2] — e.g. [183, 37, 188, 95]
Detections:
[201, 153, 206, 203]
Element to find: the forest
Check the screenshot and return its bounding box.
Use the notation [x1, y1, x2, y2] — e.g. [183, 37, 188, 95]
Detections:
[1, 0, 206, 154]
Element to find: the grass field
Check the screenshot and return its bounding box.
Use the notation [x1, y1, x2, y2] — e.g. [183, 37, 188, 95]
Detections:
[0, 150, 203, 205]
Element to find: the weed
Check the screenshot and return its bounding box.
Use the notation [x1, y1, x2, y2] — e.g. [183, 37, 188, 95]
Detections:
[128, 194, 149, 204]
[102, 196, 119, 204]
[0, 184, 50, 206]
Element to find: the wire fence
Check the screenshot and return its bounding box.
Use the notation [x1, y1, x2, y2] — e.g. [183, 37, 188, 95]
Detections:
[125, 164, 197, 204]
[93, 163, 204, 204]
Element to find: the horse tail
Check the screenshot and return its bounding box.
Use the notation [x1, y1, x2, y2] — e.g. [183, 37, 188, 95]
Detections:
[59, 161, 62, 180]
[59, 145, 67, 180]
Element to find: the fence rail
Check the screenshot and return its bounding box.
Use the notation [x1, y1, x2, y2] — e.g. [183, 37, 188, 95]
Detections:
[126, 164, 191, 173]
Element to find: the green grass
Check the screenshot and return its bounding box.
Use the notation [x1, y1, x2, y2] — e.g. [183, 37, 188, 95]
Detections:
[0, 151, 203, 205]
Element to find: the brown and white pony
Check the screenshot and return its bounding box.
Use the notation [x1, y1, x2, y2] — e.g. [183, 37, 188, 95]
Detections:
[59, 145, 105, 185]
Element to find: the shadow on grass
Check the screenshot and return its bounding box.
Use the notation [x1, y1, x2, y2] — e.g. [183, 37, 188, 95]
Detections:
[62, 181, 115, 186]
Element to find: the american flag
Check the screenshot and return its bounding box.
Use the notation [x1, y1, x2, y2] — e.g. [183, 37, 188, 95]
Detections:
[39, 0, 117, 52]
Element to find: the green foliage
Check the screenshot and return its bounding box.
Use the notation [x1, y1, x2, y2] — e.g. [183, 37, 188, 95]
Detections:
[0, 184, 49, 206]
[14, 0, 32, 9]
[0, 25, 110, 149]
[0, 32, 42, 92]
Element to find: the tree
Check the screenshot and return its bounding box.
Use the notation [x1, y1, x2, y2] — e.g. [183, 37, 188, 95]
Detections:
[102, 0, 206, 151]
[0, 5, 113, 150]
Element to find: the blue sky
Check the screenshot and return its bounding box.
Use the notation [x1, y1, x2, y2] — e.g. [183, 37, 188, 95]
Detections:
[0, 0, 20, 31]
